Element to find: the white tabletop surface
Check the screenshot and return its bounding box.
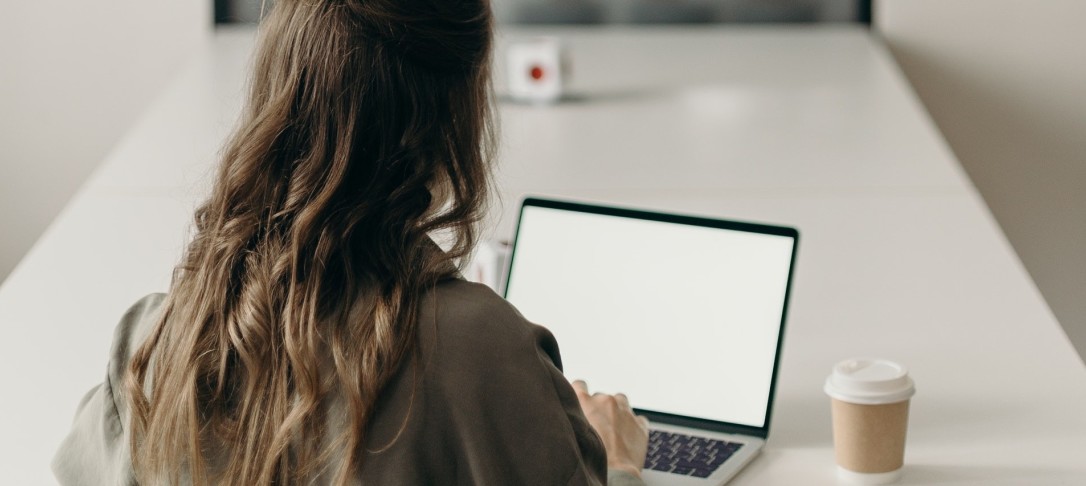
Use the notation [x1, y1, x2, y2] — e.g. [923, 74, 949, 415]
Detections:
[2, 25, 1084, 484]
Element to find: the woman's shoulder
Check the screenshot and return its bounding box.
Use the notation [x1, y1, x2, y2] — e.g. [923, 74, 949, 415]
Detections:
[419, 279, 547, 355]
[108, 293, 167, 377]
[104, 294, 167, 413]
[52, 293, 167, 484]
[426, 278, 530, 331]
[420, 278, 560, 372]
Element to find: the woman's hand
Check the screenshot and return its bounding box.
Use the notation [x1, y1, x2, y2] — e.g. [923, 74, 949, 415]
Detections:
[571, 380, 650, 478]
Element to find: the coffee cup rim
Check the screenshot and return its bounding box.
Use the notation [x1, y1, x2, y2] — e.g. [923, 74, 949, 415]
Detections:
[824, 358, 916, 405]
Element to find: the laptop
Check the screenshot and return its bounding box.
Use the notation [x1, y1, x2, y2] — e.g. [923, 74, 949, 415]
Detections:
[503, 197, 799, 485]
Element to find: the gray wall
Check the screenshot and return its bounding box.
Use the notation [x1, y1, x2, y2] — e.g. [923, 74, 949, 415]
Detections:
[876, 0, 1086, 363]
[0, 1, 210, 285]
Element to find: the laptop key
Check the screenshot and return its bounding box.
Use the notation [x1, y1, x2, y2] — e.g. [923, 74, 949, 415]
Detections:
[650, 461, 672, 472]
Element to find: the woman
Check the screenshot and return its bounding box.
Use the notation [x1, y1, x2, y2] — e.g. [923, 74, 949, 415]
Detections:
[52, 0, 649, 484]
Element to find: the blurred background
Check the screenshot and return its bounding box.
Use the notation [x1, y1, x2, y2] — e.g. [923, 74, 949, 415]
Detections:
[0, 0, 1083, 365]
[218, 0, 868, 24]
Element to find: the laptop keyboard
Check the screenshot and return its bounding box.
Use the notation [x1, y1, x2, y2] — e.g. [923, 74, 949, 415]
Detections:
[644, 430, 744, 478]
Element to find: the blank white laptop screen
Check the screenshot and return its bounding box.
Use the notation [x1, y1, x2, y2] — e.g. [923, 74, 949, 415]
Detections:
[505, 204, 795, 428]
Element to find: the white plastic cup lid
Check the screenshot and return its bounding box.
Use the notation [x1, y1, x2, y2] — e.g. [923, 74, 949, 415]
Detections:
[824, 358, 915, 405]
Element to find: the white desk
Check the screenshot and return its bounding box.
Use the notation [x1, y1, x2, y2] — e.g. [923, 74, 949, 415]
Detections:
[2, 25, 1084, 484]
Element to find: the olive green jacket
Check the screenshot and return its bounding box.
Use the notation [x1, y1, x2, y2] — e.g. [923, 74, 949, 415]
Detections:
[52, 280, 645, 486]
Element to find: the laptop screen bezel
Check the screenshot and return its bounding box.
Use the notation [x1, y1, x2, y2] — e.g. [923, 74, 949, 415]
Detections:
[502, 197, 800, 439]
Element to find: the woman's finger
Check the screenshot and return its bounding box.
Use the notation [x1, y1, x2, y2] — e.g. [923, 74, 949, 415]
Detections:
[615, 393, 631, 410]
[571, 379, 589, 398]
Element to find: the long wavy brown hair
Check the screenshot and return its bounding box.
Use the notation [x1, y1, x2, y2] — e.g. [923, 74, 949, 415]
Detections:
[124, 0, 494, 484]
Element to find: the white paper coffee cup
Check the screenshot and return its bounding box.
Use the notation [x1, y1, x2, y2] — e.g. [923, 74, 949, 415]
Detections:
[824, 359, 915, 485]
